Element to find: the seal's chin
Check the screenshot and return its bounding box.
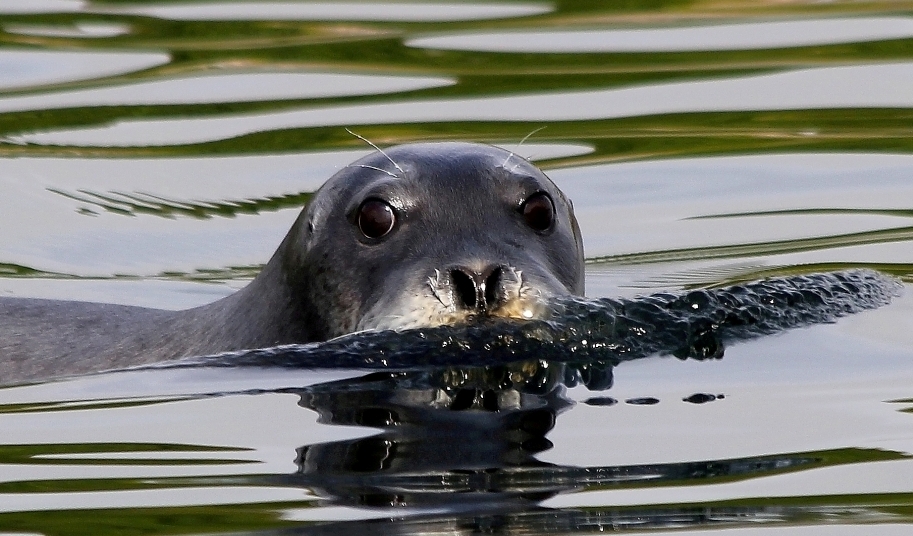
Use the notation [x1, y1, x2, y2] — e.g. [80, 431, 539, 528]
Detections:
[354, 265, 556, 333]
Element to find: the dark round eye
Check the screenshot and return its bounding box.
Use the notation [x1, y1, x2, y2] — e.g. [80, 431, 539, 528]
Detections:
[521, 192, 555, 231]
[357, 199, 396, 239]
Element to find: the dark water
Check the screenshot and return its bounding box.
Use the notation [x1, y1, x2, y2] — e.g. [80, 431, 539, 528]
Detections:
[2, 2, 913, 535]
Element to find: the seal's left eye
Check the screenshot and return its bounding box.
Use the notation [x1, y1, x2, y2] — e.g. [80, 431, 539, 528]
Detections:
[357, 199, 395, 239]
[521, 192, 555, 232]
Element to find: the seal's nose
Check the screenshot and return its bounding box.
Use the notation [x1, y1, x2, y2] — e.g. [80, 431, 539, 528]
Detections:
[449, 265, 503, 313]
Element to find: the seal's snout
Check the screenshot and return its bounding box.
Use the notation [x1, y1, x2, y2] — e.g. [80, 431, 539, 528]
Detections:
[449, 265, 504, 313]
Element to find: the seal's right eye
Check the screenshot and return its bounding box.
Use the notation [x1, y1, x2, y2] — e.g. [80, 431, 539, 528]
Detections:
[357, 198, 396, 239]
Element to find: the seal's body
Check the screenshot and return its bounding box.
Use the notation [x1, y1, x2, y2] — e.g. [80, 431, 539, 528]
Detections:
[0, 143, 585, 382]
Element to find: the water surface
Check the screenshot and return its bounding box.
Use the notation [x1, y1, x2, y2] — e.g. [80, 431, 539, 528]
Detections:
[1, 1, 913, 534]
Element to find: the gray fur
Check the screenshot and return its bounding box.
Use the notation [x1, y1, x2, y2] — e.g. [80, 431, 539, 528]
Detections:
[0, 143, 585, 384]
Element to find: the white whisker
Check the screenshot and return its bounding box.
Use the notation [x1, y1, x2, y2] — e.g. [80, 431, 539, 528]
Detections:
[428, 269, 450, 308]
[502, 126, 546, 168]
[345, 128, 406, 176]
[518, 126, 546, 148]
[347, 163, 399, 178]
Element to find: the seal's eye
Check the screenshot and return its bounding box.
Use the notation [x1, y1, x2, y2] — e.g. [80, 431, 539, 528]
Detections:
[357, 198, 396, 239]
[521, 192, 555, 232]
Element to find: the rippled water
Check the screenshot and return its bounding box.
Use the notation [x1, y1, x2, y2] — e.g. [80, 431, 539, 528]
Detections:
[2, 1, 913, 534]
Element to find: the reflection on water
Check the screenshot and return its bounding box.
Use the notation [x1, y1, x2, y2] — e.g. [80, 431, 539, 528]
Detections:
[0, 49, 169, 91]
[0, 0, 83, 15]
[286, 364, 893, 511]
[554, 153, 913, 263]
[409, 17, 913, 52]
[3, 22, 130, 38]
[0, 72, 455, 113]
[49, 187, 314, 220]
[2, 362, 912, 533]
[2, 0, 913, 533]
[19, 62, 913, 147]
[98, 2, 552, 22]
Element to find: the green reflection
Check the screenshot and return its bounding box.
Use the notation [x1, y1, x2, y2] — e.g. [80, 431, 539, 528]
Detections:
[3, 496, 913, 535]
[0, 450, 910, 535]
[0, 263, 263, 283]
[0, 394, 206, 414]
[588, 227, 913, 266]
[48, 188, 313, 219]
[0, 503, 300, 536]
[7, 106, 910, 165]
[0, 263, 59, 278]
[622, 262, 913, 288]
[693, 207, 913, 220]
[196, 108, 913, 164]
[0, 442, 252, 466]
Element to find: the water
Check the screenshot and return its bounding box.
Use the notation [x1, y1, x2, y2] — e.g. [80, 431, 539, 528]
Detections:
[1, 1, 913, 534]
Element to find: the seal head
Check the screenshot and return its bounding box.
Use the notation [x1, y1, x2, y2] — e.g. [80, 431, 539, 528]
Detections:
[277, 142, 585, 340]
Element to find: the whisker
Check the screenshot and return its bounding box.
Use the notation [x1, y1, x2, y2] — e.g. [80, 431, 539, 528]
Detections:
[347, 163, 399, 179]
[428, 269, 452, 308]
[345, 128, 406, 176]
[518, 126, 547, 148]
[501, 150, 517, 168]
[502, 126, 546, 167]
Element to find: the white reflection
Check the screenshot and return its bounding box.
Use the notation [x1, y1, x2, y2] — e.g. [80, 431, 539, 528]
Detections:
[408, 17, 913, 52]
[0, 0, 83, 14]
[0, 72, 455, 112]
[16, 62, 913, 147]
[0, 50, 169, 91]
[4, 22, 130, 38]
[97, 1, 551, 22]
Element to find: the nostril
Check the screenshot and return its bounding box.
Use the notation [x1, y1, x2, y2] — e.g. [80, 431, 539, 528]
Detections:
[448, 265, 505, 312]
[484, 266, 502, 308]
[450, 269, 478, 309]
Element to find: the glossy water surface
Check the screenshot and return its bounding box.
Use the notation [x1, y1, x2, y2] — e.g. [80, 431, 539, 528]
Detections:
[2, 1, 913, 534]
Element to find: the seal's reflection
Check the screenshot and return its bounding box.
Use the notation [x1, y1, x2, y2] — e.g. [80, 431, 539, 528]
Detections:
[242, 357, 910, 535]
[291, 360, 613, 509]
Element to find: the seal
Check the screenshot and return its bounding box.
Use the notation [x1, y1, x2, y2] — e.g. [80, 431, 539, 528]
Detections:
[0, 142, 585, 382]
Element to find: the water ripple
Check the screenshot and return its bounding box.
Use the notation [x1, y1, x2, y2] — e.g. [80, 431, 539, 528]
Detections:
[17, 63, 913, 147]
[0, 72, 455, 113]
[0, 49, 169, 92]
[161, 270, 901, 372]
[410, 17, 913, 53]
[96, 1, 552, 22]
